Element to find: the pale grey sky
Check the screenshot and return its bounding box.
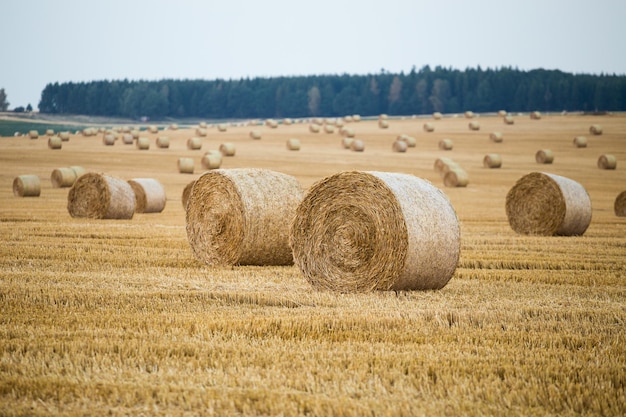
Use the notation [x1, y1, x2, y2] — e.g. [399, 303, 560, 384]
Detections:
[2, 0, 625, 109]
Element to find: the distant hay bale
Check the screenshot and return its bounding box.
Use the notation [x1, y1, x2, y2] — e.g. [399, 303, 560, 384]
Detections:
[148, 125, 158, 134]
[483, 154, 502, 168]
[439, 138, 454, 150]
[187, 137, 202, 150]
[397, 134, 416, 148]
[136, 137, 150, 150]
[352, 114, 361, 122]
[614, 191, 626, 217]
[283, 118, 293, 125]
[443, 168, 469, 187]
[535, 149, 554, 164]
[289, 171, 460, 292]
[503, 115, 515, 125]
[182, 180, 195, 210]
[102, 134, 115, 146]
[249, 130, 262, 140]
[121, 133, 134, 144]
[128, 178, 166, 213]
[468, 121, 480, 131]
[350, 139, 365, 152]
[379, 114, 388, 120]
[378, 119, 389, 129]
[48, 136, 62, 149]
[13, 175, 40, 197]
[323, 124, 335, 134]
[597, 154, 617, 170]
[156, 136, 170, 148]
[464, 111, 475, 118]
[220, 143, 236, 156]
[433, 157, 457, 175]
[67, 173, 135, 219]
[341, 127, 355, 138]
[83, 128, 97, 137]
[530, 111, 542, 120]
[186, 168, 304, 266]
[51, 167, 85, 188]
[178, 157, 195, 174]
[505, 172, 592, 236]
[217, 124, 228, 132]
[198, 122, 208, 129]
[497, 110, 507, 117]
[489, 132, 503, 143]
[589, 124, 603, 135]
[45, 129, 54, 136]
[196, 127, 208, 137]
[341, 137, 354, 149]
[334, 119, 344, 128]
[69, 166, 86, 179]
[344, 115, 354, 123]
[433, 112, 442, 120]
[309, 124, 320, 133]
[573, 136, 587, 148]
[130, 129, 140, 139]
[168, 123, 179, 130]
[29, 130, 39, 139]
[286, 138, 301, 151]
[423, 122, 435, 132]
[392, 140, 408, 153]
[265, 119, 278, 128]
[59, 131, 70, 141]
[201, 151, 222, 169]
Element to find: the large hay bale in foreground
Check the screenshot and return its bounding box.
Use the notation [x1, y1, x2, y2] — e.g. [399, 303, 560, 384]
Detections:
[535, 149, 554, 164]
[13, 175, 40, 197]
[573, 136, 587, 148]
[128, 178, 166, 213]
[289, 171, 460, 292]
[483, 154, 502, 168]
[614, 191, 626, 217]
[505, 172, 592, 236]
[67, 173, 135, 219]
[597, 154, 617, 170]
[186, 168, 304, 266]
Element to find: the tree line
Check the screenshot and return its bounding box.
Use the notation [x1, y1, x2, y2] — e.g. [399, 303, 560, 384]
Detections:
[37, 66, 626, 120]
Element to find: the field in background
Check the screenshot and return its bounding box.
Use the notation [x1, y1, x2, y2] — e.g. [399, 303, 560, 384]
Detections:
[1, 113, 625, 416]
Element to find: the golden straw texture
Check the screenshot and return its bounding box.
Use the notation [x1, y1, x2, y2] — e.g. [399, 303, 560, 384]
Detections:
[186, 168, 304, 266]
[614, 191, 626, 217]
[201, 152, 222, 170]
[128, 178, 167, 213]
[13, 175, 40, 197]
[51, 167, 78, 188]
[505, 172, 592, 236]
[181, 180, 195, 210]
[290, 171, 460, 292]
[67, 173, 135, 219]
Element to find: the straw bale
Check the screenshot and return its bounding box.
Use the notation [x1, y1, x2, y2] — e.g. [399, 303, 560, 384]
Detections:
[397, 134, 416, 148]
[128, 178, 166, 213]
[59, 131, 70, 141]
[121, 133, 134, 144]
[13, 175, 40, 197]
[289, 171, 460, 292]
[589, 124, 603, 135]
[392, 140, 408, 153]
[102, 134, 115, 146]
[503, 115, 515, 125]
[468, 121, 480, 131]
[342, 137, 354, 149]
[483, 154, 502, 168]
[352, 114, 361, 122]
[130, 129, 140, 139]
[45, 129, 54, 136]
[505, 172, 592, 236]
[156, 136, 170, 148]
[489, 132, 503, 143]
[423, 122, 435, 132]
[250, 130, 262, 140]
[186, 168, 304, 266]
[196, 127, 208, 137]
[572, 136, 587, 148]
[265, 119, 278, 128]
[334, 119, 344, 128]
[443, 168, 469, 187]
[168, 123, 179, 130]
[464, 111, 475, 118]
[220, 143, 236, 156]
[433, 112, 442, 120]
[350, 139, 365, 152]
[70, 166, 86, 178]
[344, 115, 354, 123]
[136, 137, 150, 150]
[433, 157, 457, 175]
[187, 137, 202, 150]
[286, 138, 301, 151]
[182, 180, 195, 210]
[217, 124, 228, 132]
[201, 151, 222, 170]
[497, 110, 507, 117]
[199, 122, 208, 128]
[379, 114, 388, 120]
[67, 173, 135, 219]
[530, 111, 542, 120]
[341, 127, 355, 138]
[51, 167, 81, 188]
[614, 191, 626, 217]
[283, 118, 293, 125]
[323, 125, 335, 134]
[535, 149, 554, 164]
[178, 157, 195, 174]
[48, 136, 62, 149]
[597, 154, 617, 170]
[309, 124, 320, 133]
[29, 130, 39, 139]
[378, 119, 389, 129]
[439, 138, 454, 150]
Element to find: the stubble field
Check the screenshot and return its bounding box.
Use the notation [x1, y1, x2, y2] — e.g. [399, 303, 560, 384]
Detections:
[0, 113, 625, 416]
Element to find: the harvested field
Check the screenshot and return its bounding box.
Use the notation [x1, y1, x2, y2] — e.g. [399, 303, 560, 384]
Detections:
[0, 113, 625, 416]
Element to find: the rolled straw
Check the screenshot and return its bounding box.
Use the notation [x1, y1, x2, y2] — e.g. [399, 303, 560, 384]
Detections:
[67, 173, 135, 219]
[13, 175, 41, 197]
[128, 178, 167, 213]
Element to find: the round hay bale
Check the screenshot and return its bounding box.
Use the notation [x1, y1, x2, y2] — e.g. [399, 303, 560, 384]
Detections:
[530, 111, 542, 120]
[136, 137, 150, 150]
[379, 114, 388, 120]
[350, 139, 365, 152]
[464, 111, 475, 118]
[344, 115, 354, 123]
[573, 136, 587, 148]
[178, 157, 195, 174]
[182, 180, 195, 210]
[614, 191, 626, 217]
[352, 114, 361, 122]
[121, 133, 134, 145]
[45, 129, 54, 136]
[156, 136, 170, 149]
[483, 154, 502, 168]
[443, 168, 469, 187]
[341, 127, 355, 138]
[397, 134, 416, 148]
[589, 124, 603, 135]
[309, 124, 320, 133]
[51, 167, 79, 188]
[433, 112, 442, 120]
[378, 119, 389, 129]
[48, 136, 62, 150]
[168, 123, 179, 131]
[59, 131, 70, 141]
[498, 110, 507, 117]
[13, 175, 40, 197]
[503, 115, 515, 125]
[535, 149, 554, 164]
[438, 138, 454, 150]
[283, 118, 293, 126]
[392, 140, 408, 153]
[198, 122, 208, 129]
[130, 129, 140, 139]
[219, 143, 236, 157]
[489, 132, 503, 143]
[201, 151, 222, 170]
[468, 121, 480, 131]
[70, 166, 86, 179]
[250, 130, 262, 140]
[187, 137, 202, 150]
[289, 171, 460, 292]
[341, 137, 354, 149]
[433, 157, 457, 175]
[102, 134, 115, 146]
[196, 127, 208, 137]
[147, 125, 158, 134]
[286, 138, 301, 151]
[323, 125, 335, 134]
[217, 124, 228, 132]
[423, 122, 435, 132]
[265, 119, 278, 128]
[28, 130, 39, 139]
[505, 172, 592, 236]
[128, 178, 166, 213]
[186, 168, 304, 266]
[597, 154, 617, 170]
[67, 173, 135, 219]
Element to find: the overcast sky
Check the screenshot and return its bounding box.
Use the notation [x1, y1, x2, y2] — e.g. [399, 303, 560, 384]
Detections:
[2, 0, 625, 109]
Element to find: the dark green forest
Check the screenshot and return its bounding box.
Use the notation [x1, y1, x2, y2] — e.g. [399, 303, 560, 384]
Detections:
[38, 66, 626, 120]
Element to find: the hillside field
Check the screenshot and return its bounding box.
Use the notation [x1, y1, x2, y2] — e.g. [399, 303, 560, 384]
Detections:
[1, 113, 625, 416]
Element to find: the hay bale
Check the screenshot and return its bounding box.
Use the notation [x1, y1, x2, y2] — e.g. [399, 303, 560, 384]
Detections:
[438, 138, 454, 150]
[433, 157, 457, 175]
[614, 191, 626, 217]
[219, 143, 236, 156]
[186, 168, 304, 266]
[535, 149, 554, 164]
[468, 121, 480, 131]
[102, 134, 115, 146]
[182, 180, 195, 210]
[341, 127, 355, 138]
[572, 136, 587, 148]
[341, 137, 354, 149]
[130, 129, 140, 139]
[309, 124, 320, 133]
[286, 138, 301, 151]
[323, 125, 335, 134]
[156, 136, 170, 148]
[289, 171, 460, 292]
[187, 137, 202, 150]
[352, 114, 361, 122]
[433, 112, 442, 120]
[198, 122, 208, 129]
[378, 119, 389, 129]
[489, 132, 503, 143]
[136, 137, 150, 150]
[464, 111, 475, 118]
[265, 119, 278, 128]
[392, 140, 408, 153]
[128, 178, 166, 213]
[121, 133, 134, 145]
[483, 154, 502, 168]
[51, 167, 81, 188]
[217, 124, 228, 132]
[147, 125, 158, 134]
[497, 110, 507, 117]
[201, 151, 222, 169]
[45, 129, 54, 136]
[397, 134, 416, 148]
[443, 168, 469, 187]
[589, 124, 603, 135]
[168, 123, 179, 131]
[530, 111, 542, 120]
[48, 136, 62, 149]
[350, 139, 365, 152]
[505, 172, 592, 236]
[283, 118, 293, 125]
[67, 173, 135, 219]
[249, 130, 262, 140]
[59, 131, 70, 141]
[503, 114, 515, 125]
[13, 175, 40, 197]
[423, 122, 435, 132]
[70, 166, 86, 178]
[28, 130, 39, 139]
[196, 127, 208, 137]
[379, 114, 388, 120]
[178, 157, 195, 174]
[597, 154, 617, 170]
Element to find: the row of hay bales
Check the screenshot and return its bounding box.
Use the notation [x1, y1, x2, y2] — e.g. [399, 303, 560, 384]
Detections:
[177, 150, 225, 174]
[534, 150, 617, 169]
[13, 166, 87, 197]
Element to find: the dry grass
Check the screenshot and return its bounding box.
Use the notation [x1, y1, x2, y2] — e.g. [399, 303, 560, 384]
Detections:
[1, 113, 625, 416]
